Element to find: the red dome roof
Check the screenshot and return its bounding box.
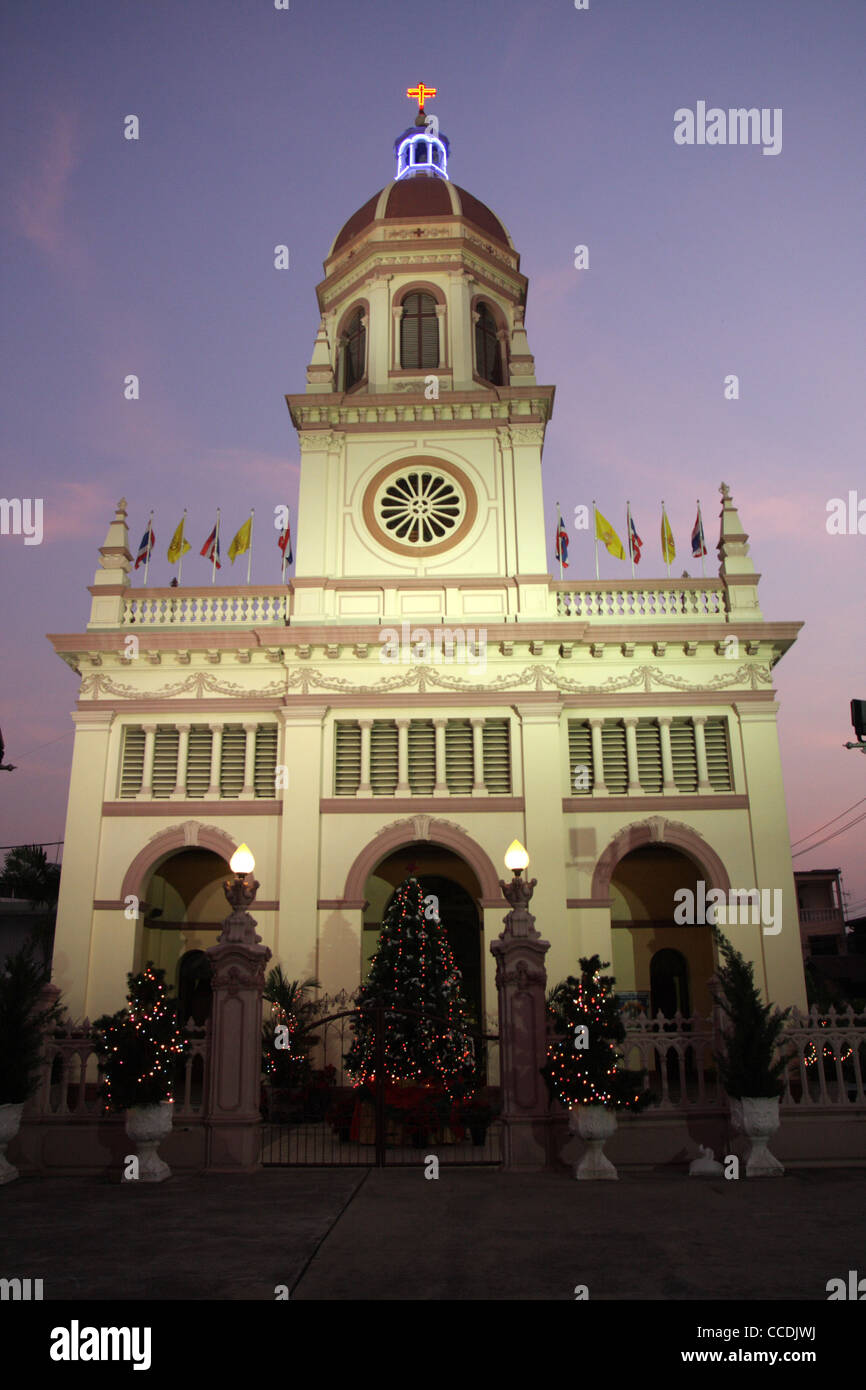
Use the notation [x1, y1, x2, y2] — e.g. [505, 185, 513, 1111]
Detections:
[330, 179, 513, 256]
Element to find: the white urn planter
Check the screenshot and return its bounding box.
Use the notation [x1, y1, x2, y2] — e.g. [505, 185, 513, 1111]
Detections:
[0, 1102, 25, 1185]
[729, 1096, 784, 1177]
[125, 1100, 174, 1183]
[570, 1104, 618, 1180]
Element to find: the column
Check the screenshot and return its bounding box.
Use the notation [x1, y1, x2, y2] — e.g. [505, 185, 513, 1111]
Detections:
[624, 717, 643, 794]
[395, 717, 410, 795]
[358, 718, 373, 798]
[171, 724, 190, 800]
[658, 716, 676, 794]
[515, 704, 570, 983]
[471, 717, 488, 796]
[589, 718, 608, 796]
[433, 717, 449, 797]
[241, 722, 257, 798]
[435, 303, 448, 371]
[275, 705, 326, 978]
[204, 724, 223, 799]
[693, 715, 711, 792]
[391, 305, 403, 370]
[135, 724, 157, 800]
[491, 874, 551, 1170]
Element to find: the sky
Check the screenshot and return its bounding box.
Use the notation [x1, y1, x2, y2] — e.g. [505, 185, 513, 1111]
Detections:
[1, 0, 864, 915]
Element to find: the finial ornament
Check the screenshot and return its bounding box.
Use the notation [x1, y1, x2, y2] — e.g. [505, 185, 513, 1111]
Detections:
[719, 481, 731, 500]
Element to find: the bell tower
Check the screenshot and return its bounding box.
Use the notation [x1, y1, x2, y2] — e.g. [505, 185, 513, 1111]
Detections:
[286, 93, 555, 625]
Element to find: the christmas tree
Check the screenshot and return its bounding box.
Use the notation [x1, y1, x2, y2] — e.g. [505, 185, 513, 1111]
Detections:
[93, 963, 189, 1111]
[545, 955, 654, 1111]
[345, 877, 476, 1097]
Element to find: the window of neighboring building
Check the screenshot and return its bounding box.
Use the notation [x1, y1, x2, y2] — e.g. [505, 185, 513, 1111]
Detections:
[342, 308, 366, 391]
[400, 292, 439, 369]
[808, 936, 839, 956]
[474, 301, 503, 385]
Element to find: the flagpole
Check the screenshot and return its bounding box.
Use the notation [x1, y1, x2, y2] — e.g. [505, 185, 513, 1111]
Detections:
[593, 501, 599, 580]
[143, 510, 153, 586]
[212, 508, 222, 583]
[627, 501, 634, 580]
[280, 529, 287, 585]
[556, 501, 563, 581]
[246, 509, 255, 585]
[697, 498, 706, 577]
[178, 509, 187, 585]
[661, 500, 670, 579]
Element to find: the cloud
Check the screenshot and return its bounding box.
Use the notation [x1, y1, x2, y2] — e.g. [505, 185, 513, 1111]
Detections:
[41, 480, 113, 543]
[8, 109, 80, 263]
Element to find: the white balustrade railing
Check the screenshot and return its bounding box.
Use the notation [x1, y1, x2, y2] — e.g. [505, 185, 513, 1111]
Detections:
[121, 589, 290, 627]
[554, 582, 727, 621]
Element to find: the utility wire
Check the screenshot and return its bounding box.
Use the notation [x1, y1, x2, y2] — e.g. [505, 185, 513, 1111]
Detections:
[791, 796, 866, 848]
[791, 810, 866, 859]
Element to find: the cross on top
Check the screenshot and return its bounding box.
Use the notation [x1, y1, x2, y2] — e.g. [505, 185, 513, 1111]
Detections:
[407, 82, 437, 112]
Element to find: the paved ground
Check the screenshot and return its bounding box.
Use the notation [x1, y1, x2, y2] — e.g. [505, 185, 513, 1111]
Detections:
[1, 1166, 864, 1301]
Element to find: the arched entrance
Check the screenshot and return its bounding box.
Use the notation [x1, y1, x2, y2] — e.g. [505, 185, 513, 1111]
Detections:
[362, 842, 485, 1026]
[137, 847, 230, 981]
[608, 844, 716, 1017]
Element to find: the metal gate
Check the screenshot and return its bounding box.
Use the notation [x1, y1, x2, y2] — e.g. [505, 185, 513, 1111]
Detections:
[260, 1002, 501, 1167]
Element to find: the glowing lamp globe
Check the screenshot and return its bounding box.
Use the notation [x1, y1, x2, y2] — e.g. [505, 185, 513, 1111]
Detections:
[230, 843, 255, 876]
[504, 839, 529, 873]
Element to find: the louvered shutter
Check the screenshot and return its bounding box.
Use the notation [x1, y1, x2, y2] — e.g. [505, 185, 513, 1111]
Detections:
[408, 719, 435, 794]
[670, 718, 698, 792]
[567, 720, 593, 795]
[445, 720, 473, 793]
[186, 726, 213, 797]
[219, 725, 246, 798]
[370, 720, 398, 795]
[601, 720, 628, 795]
[151, 726, 179, 799]
[334, 722, 361, 796]
[400, 293, 438, 369]
[254, 724, 279, 797]
[120, 726, 145, 798]
[704, 717, 733, 791]
[482, 718, 511, 794]
[636, 719, 663, 793]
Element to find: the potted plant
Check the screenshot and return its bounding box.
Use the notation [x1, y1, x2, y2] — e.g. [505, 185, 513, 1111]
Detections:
[261, 969, 320, 1120]
[0, 943, 64, 1183]
[459, 1094, 499, 1146]
[545, 955, 655, 1180]
[93, 964, 188, 1183]
[710, 928, 791, 1177]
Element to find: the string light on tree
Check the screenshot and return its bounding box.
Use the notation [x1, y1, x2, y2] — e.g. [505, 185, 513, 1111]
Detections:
[544, 955, 653, 1112]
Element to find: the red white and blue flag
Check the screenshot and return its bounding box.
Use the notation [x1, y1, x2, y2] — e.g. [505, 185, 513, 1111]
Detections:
[555, 512, 569, 569]
[691, 507, 707, 558]
[200, 524, 221, 569]
[628, 512, 643, 564]
[277, 517, 293, 566]
[135, 521, 155, 570]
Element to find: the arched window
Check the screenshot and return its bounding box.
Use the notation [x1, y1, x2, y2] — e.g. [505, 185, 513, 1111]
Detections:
[400, 292, 439, 369]
[474, 302, 503, 385]
[342, 308, 366, 391]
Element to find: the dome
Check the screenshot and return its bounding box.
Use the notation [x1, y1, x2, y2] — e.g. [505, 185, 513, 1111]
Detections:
[328, 178, 515, 258]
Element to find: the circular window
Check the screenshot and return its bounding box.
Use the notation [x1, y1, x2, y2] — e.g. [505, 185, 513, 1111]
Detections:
[362, 458, 477, 557]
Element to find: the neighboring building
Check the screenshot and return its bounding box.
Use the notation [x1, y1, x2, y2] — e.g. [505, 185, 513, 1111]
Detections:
[47, 104, 808, 1025]
[795, 868, 847, 958]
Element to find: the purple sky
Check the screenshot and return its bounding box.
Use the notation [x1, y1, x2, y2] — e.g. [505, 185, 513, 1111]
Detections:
[1, 1, 864, 916]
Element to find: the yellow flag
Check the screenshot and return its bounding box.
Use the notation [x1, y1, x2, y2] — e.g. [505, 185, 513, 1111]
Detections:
[167, 517, 191, 563]
[661, 507, 676, 564]
[228, 517, 252, 563]
[594, 507, 625, 559]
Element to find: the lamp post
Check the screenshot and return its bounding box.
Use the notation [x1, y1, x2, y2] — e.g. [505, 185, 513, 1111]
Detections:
[490, 838, 551, 1170]
[219, 842, 262, 944]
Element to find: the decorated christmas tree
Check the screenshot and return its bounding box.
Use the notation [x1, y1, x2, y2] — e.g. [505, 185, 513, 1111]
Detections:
[93, 963, 188, 1111]
[545, 954, 654, 1111]
[345, 876, 476, 1097]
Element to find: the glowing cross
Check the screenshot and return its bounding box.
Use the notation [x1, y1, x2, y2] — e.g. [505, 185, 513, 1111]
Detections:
[407, 82, 437, 112]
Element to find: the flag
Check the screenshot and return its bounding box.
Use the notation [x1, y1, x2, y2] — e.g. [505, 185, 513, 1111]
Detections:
[691, 508, 706, 558]
[135, 521, 154, 570]
[661, 507, 676, 565]
[228, 517, 252, 564]
[277, 518, 293, 565]
[167, 517, 191, 564]
[628, 514, 643, 565]
[555, 513, 569, 568]
[200, 525, 221, 569]
[595, 507, 625, 559]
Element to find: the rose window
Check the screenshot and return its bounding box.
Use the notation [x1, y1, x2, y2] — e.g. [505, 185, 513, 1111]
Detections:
[376, 469, 464, 545]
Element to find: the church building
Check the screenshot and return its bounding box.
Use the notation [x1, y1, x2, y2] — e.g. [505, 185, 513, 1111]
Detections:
[47, 99, 807, 1030]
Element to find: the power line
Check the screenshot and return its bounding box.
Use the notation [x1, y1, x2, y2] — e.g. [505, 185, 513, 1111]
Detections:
[791, 796, 866, 848]
[791, 810, 866, 859]
[5, 730, 73, 762]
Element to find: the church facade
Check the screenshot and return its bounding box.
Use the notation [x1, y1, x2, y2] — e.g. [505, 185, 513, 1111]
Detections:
[47, 106, 807, 1029]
